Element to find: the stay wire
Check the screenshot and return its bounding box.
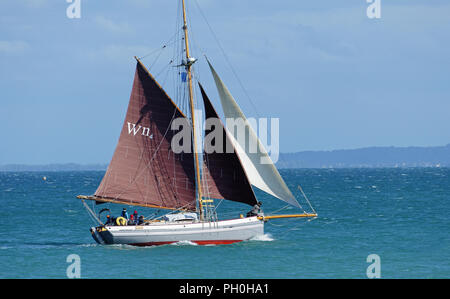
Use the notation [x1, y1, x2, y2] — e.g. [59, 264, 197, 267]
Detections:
[193, 0, 261, 118]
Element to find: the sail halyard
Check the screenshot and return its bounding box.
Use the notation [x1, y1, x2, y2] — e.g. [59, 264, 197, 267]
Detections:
[206, 60, 302, 209]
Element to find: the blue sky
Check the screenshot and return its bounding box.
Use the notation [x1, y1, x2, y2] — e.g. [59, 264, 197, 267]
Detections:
[1, 0, 449, 164]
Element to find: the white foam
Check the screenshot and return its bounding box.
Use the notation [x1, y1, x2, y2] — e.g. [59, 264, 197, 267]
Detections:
[249, 233, 274, 242]
[78, 243, 99, 248]
[171, 240, 198, 246]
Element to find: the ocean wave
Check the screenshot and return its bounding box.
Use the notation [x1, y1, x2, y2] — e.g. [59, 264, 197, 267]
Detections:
[77, 243, 99, 248]
[249, 233, 274, 242]
[171, 240, 198, 246]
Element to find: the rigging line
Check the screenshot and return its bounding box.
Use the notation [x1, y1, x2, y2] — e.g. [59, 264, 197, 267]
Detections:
[154, 60, 174, 79]
[84, 206, 98, 225]
[185, 3, 203, 84]
[149, 202, 193, 221]
[139, 29, 182, 60]
[278, 216, 317, 238]
[193, 0, 261, 118]
[147, 48, 165, 71]
[298, 185, 316, 214]
[212, 198, 224, 213]
[146, 38, 180, 72]
[267, 221, 285, 227]
[144, 210, 160, 220]
[156, 63, 174, 92]
[201, 158, 216, 218]
[290, 193, 306, 214]
[266, 204, 291, 216]
[139, 47, 164, 61]
[81, 200, 103, 226]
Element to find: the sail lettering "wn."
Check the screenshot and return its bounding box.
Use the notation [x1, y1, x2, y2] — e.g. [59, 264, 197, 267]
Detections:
[127, 122, 153, 139]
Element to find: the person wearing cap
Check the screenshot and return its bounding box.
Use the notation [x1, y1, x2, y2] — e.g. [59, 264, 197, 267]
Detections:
[105, 214, 113, 225]
[129, 214, 135, 225]
[132, 211, 138, 224]
[121, 208, 129, 221]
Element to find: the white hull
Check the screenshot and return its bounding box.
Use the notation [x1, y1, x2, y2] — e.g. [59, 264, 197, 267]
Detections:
[91, 216, 264, 246]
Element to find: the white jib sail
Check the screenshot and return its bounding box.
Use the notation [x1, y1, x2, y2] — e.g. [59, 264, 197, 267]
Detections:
[207, 60, 301, 208]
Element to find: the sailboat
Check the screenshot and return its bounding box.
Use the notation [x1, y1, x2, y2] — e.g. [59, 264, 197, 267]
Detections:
[77, 0, 317, 246]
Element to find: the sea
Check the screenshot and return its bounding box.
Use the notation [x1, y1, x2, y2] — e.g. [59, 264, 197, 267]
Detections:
[0, 168, 449, 279]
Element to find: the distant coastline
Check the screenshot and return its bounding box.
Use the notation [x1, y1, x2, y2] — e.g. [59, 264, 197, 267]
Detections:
[277, 144, 450, 169]
[1, 144, 449, 171]
[0, 163, 108, 172]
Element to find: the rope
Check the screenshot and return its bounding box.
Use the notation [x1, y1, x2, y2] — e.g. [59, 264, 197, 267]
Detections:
[139, 30, 181, 60]
[278, 216, 317, 238]
[266, 204, 291, 216]
[148, 202, 194, 221]
[154, 60, 174, 79]
[298, 185, 317, 214]
[81, 200, 103, 226]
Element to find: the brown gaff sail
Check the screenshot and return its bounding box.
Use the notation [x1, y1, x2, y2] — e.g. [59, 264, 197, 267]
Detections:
[92, 59, 197, 211]
[199, 83, 258, 207]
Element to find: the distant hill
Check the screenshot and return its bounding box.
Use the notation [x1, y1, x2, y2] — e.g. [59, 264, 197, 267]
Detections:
[1, 144, 449, 171]
[276, 144, 450, 168]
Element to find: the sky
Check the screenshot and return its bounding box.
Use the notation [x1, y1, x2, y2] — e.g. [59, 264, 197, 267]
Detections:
[1, 0, 449, 164]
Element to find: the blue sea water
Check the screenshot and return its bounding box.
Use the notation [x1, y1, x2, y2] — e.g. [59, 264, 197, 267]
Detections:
[0, 168, 449, 279]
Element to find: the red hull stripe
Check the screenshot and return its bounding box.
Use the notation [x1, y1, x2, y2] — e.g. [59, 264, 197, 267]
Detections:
[131, 240, 243, 247]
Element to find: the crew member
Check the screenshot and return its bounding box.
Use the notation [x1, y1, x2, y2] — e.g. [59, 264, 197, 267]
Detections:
[246, 201, 263, 217]
[121, 208, 129, 220]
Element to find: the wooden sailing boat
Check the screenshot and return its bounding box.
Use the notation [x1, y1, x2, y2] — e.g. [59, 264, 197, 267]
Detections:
[78, 0, 317, 246]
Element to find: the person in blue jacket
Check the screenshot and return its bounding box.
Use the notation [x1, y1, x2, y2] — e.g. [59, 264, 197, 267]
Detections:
[121, 208, 129, 220]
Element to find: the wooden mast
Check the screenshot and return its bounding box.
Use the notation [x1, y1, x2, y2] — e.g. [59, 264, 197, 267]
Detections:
[182, 0, 204, 220]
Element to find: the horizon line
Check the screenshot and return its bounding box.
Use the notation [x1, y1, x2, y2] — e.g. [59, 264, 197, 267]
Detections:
[1, 143, 449, 167]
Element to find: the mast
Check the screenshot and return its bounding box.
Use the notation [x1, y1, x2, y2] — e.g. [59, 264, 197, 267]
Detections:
[182, 0, 204, 220]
